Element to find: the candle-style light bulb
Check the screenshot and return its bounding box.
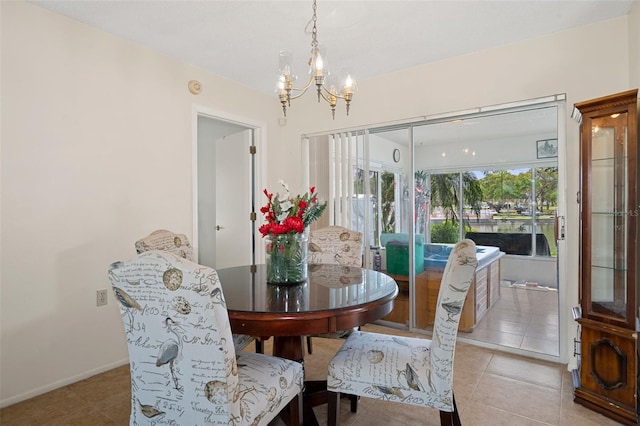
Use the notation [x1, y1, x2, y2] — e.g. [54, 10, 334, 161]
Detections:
[314, 51, 324, 76]
[344, 74, 353, 94]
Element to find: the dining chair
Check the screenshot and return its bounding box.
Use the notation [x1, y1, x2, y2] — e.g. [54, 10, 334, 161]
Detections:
[306, 225, 363, 356]
[135, 229, 261, 353]
[108, 250, 303, 426]
[308, 225, 363, 268]
[326, 239, 478, 426]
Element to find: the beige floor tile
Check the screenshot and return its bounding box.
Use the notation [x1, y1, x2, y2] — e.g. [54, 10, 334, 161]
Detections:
[463, 327, 525, 348]
[560, 370, 577, 405]
[453, 343, 494, 374]
[530, 312, 559, 326]
[560, 400, 627, 426]
[90, 391, 131, 423]
[520, 335, 559, 356]
[524, 323, 559, 340]
[485, 352, 563, 389]
[473, 317, 530, 335]
[67, 365, 130, 404]
[453, 370, 483, 403]
[45, 406, 116, 426]
[0, 387, 88, 426]
[349, 398, 442, 426]
[460, 400, 551, 426]
[473, 373, 561, 424]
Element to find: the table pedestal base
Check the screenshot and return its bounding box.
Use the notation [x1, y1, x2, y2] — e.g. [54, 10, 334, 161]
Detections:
[273, 336, 304, 361]
[272, 336, 357, 425]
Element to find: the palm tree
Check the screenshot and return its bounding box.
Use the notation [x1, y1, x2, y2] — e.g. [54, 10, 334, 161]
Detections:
[430, 172, 482, 223]
[381, 172, 396, 233]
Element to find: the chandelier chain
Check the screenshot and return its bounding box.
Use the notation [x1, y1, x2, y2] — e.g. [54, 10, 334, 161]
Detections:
[311, 0, 318, 50]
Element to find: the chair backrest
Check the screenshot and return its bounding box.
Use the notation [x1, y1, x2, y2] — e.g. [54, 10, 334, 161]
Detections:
[430, 239, 478, 395]
[108, 251, 239, 424]
[135, 229, 193, 261]
[308, 226, 363, 266]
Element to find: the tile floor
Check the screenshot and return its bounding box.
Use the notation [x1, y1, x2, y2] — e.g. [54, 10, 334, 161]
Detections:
[462, 283, 560, 357]
[0, 324, 621, 426]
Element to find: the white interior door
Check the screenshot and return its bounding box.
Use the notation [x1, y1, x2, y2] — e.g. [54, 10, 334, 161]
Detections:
[197, 114, 255, 269]
[213, 129, 253, 268]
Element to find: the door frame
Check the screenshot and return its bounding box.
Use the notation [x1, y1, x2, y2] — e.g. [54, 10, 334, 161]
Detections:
[191, 104, 267, 265]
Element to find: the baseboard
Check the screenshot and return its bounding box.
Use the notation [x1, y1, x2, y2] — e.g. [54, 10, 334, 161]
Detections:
[0, 358, 129, 409]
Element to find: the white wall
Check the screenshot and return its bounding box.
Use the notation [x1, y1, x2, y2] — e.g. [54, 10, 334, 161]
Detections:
[630, 1, 640, 90]
[0, 2, 279, 406]
[277, 16, 631, 370]
[369, 134, 407, 171]
[415, 132, 559, 171]
[501, 257, 558, 288]
[1, 2, 636, 407]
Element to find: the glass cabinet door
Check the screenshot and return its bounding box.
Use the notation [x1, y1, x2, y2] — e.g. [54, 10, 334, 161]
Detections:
[589, 112, 628, 320]
[577, 89, 638, 330]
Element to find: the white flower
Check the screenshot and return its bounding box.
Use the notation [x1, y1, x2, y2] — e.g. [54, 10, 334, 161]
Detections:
[277, 199, 294, 222]
[278, 179, 290, 196]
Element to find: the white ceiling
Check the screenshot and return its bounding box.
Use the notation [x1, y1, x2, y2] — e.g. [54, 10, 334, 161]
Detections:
[30, 0, 634, 96]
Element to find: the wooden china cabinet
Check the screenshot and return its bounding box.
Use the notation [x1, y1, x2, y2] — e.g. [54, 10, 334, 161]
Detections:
[573, 89, 639, 425]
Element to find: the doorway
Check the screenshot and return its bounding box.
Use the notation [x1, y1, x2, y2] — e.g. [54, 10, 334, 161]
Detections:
[194, 109, 265, 269]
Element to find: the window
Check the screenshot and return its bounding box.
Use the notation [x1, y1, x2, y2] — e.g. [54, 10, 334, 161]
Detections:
[423, 167, 558, 257]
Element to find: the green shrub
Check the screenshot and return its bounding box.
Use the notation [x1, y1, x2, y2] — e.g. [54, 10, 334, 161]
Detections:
[431, 221, 459, 243]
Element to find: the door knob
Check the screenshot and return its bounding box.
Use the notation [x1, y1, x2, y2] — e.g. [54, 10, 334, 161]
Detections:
[216, 225, 224, 231]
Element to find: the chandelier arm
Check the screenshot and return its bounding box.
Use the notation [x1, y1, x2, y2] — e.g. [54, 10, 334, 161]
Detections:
[288, 74, 316, 96]
[317, 89, 333, 103]
[320, 85, 347, 100]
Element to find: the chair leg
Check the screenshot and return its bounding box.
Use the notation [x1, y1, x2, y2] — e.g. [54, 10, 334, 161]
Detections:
[439, 393, 461, 426]
[349, 394, 358, 413]
[306, 336, 313, 354]
[255, 338, 264, 354]
[327, 391, 340, 426]
[287, 392, 303, 426]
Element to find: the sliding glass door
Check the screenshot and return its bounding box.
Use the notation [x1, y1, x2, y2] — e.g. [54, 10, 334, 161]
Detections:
[304, 99, 563, 358]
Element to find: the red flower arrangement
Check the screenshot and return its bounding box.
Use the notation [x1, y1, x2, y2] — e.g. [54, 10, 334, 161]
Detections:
[259, 181, 327, 237]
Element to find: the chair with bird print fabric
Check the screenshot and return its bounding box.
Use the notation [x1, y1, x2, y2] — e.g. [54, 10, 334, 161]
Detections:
[109, 251, 303, 426]
[308, 226, 363, 268]
[326, 239, 478, 426]
[134, 229, 259, 353]
[306, 226, 363, 354]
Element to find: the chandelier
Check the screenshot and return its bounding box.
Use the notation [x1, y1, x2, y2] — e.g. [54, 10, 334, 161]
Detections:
[277, 0, 356, 119]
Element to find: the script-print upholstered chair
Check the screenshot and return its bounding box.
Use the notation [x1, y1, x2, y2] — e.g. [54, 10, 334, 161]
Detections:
[109, 251, 303, 426]
[135, 229, 260, 353]
[308, 226, 363, 267]
[306, 226, 364, 355]
[326, 239, 478, 426]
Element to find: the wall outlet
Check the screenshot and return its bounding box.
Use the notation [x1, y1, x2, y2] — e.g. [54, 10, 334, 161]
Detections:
[97, 289, 108, 306]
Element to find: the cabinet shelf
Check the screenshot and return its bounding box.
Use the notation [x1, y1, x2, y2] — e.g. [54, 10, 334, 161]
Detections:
[591, 211, 631, 215]
[591, 264, 628, 272]
[591, 155, 629, 162]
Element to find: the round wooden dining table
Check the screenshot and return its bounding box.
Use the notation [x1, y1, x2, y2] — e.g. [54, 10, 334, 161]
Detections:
[217, 263, 398, 424]
[216, 263, 399, 362]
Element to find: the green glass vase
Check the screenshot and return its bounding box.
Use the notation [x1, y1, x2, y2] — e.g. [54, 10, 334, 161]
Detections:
[265, 232, 309, 285]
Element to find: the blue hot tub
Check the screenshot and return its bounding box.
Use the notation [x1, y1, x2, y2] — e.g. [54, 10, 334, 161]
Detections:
[423, 243, 502, 270]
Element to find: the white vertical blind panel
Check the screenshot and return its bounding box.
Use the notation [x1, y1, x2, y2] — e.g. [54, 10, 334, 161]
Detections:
[341, 132, 349, 226]
[329, 134, 337, 224]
